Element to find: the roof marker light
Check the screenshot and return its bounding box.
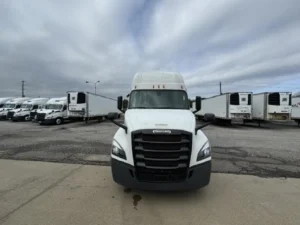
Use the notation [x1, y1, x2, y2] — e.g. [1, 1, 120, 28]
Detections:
[158, 85, 160, 88]
[163, 85, 165, 88]
[153, 85, 155, 88]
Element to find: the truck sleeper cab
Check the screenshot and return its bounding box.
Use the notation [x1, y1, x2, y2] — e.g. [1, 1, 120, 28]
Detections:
[36, 97, 68, 125]
[107, 72, 215, 191]
[0, 98, 31, 120]
[12, 98, 49, 122]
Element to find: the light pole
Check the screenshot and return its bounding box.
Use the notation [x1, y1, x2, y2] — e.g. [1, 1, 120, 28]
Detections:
[86, 80, 100, 94]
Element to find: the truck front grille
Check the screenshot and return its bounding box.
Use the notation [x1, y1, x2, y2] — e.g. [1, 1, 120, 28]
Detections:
[29, 112, 36, 119]
[36, 113, 46, 121]
[7, 111, 15, 119]
[132, 129, 192, 183]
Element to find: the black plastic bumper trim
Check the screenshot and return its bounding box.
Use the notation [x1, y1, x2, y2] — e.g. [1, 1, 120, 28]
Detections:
[111, 158, 211, 191]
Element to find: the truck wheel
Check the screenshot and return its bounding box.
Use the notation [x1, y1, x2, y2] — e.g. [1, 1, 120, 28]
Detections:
[55, 118, 64, 125]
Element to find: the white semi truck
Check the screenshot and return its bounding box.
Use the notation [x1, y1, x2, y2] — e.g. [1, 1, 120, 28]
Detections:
[0, 97, 15, 108]
[195, 92, 253, 123]
[11, 98, 49, 121]
[106, 71, 215, 191]
[67, 91, 119, 122]
[30, 104, 46, 121]
[0, 98, 31, 120]
[291, 97, 300, 126]
[252, 92, 292, 125]
[36, 97, 69, 125]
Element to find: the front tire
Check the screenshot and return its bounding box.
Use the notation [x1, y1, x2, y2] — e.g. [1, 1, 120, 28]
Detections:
[55, 117, 64, 125]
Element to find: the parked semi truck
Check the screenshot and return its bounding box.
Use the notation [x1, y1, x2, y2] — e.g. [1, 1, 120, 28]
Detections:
[252, 92, 292, 125]
[11, 98, 49, 121]
[30, 104, 46, 121]
[36, 97, 68, 125]
[0, 98, 31, 120]
[106, 71, 215, 191]
[67, 91, 119, 122]
[195, 92, 252, 123]
[0, 97, 15, 108]
[291, 97, 300, 125]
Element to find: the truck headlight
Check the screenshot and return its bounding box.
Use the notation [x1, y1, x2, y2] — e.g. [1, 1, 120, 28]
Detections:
[112, 143, 126, 159]
[197, 141, 211, 161]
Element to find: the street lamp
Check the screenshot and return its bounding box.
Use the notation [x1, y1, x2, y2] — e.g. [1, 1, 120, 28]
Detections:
[86, 80, 100, 94]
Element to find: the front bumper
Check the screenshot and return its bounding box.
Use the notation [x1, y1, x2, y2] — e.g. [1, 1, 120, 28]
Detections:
[39, 119, 55, 125]
[111, 158, 211, 191]
[12, 116, 27, 121]
[0, 115, 7, 120]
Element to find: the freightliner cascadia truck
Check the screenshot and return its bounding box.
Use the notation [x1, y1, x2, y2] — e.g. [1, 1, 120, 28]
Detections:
[107, 71, 215, 191]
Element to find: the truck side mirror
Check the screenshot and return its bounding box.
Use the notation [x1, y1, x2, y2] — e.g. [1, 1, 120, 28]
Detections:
[117, 96, 123, 111]
[123, 99, 128, 110]
[195, 96, 201, 111]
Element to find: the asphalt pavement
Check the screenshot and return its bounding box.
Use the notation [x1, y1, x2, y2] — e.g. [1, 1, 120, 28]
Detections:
[0, 119, 300, 178]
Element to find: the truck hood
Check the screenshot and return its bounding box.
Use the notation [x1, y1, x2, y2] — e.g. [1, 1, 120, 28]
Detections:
[125, 109, 195, 132]
[38, 109, 60, 114]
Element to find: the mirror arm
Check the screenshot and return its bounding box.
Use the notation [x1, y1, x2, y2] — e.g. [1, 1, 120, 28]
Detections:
[110, 119, 127, 134]
[195, 122, 211, 134]
[192, 110, 199, 114]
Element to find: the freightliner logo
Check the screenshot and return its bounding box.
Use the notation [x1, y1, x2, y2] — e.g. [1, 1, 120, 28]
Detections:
[152, 130, 171, 134]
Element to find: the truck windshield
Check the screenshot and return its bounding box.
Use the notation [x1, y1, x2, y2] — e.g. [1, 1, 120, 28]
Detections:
[129, 90, 189, 109]
[20, 104, 32, 109]
[3, 104, 16, 108]
[45, 104, 63, 110]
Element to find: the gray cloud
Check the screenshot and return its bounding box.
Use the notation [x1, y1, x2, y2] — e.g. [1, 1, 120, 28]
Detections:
[1, 0, 300, 99]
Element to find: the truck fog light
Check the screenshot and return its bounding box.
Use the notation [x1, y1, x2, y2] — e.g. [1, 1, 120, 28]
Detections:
[112, 145, 126, 160]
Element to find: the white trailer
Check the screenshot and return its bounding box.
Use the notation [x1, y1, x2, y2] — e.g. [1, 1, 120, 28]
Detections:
[252, 92, 292, 125]
[0, 97, 31, 120]
[67, 91, 119, 122]
[291, 97, 300, 125]
[195, 92, 252, 123]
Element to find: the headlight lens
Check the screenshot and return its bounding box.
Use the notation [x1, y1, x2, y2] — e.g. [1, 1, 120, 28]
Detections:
[197, 141, 211, 161]
[112, 144, 126, 159]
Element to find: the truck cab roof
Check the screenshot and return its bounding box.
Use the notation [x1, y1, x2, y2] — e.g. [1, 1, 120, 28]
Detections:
[132, 71, 186, 91]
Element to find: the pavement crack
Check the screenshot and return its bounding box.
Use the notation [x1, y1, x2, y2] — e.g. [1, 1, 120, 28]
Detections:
[0, 165, 83, 224]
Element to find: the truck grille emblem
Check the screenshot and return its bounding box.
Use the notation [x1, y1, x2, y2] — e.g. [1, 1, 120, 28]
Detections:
[152, 130, 171, 134]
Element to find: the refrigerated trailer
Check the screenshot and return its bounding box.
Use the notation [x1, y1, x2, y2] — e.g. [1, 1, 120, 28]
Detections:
[291, 97, 300, 125]
[252, 92, 292, 125]
[67, 91, 119, 122]
[195, 92, 252, 123]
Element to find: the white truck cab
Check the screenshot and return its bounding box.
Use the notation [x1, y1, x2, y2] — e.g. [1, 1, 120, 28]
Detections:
[107, 71, 215, 191]
[11, 98, 49, 122]
[36, 97, 68, 125]
[0, 97, 15, 109]
[0, 98, 31, 120]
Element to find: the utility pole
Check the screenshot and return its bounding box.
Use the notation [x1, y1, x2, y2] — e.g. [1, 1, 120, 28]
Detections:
[21, 80, 25, 97]
[219, 82, 222, 95]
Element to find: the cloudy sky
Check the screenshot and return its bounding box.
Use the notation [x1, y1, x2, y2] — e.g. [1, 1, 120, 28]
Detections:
[1, 0, 300, 99]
